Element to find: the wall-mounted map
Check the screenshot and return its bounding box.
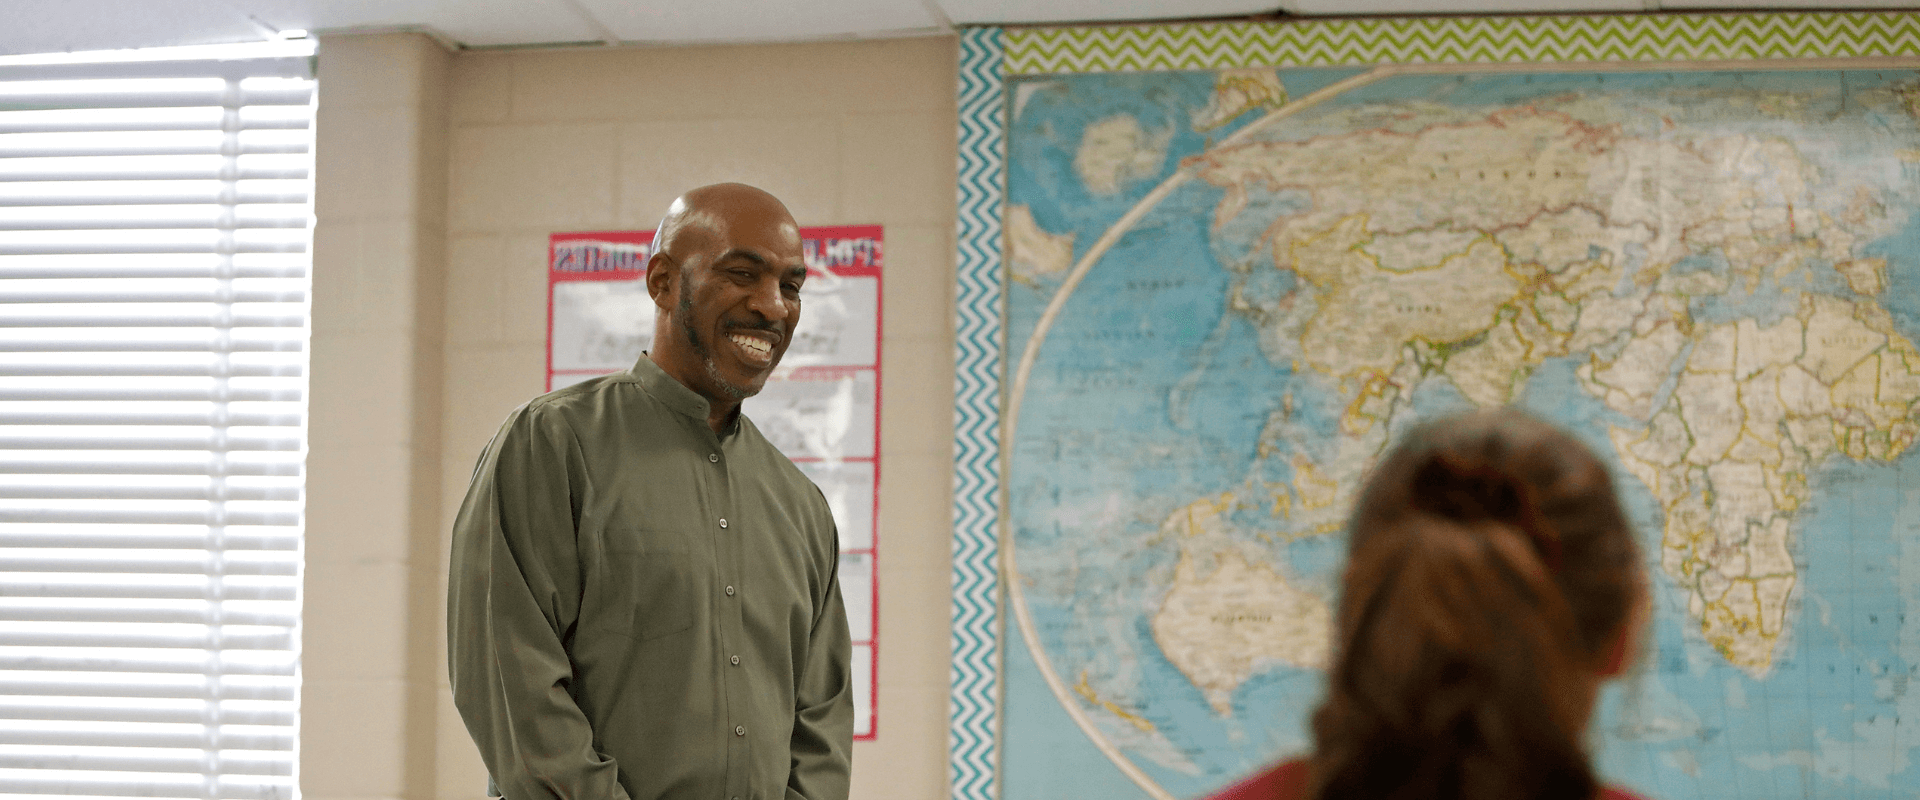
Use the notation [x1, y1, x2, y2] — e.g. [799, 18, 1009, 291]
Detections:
[964, 22, 1920, 800]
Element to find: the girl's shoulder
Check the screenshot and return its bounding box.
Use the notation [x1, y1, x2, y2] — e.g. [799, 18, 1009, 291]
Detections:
[1206, 760, 1309, 800]
[1208, 761, 1656, 800]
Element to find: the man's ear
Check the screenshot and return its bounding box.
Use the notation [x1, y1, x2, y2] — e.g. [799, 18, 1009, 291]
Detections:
[645, 252, 675, 309]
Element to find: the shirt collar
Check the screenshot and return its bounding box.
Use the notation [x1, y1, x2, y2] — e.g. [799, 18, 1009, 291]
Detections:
[628, 355, 740, 435]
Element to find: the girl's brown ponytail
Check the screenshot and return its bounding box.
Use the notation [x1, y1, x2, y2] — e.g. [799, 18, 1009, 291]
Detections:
[1307, 409, 1643, 800]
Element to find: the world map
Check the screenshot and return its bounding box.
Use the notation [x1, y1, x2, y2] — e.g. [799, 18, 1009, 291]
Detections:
[1000, 65, 1920, 799]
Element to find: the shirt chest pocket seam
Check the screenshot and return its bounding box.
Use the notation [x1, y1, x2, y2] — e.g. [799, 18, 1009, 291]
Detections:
[593, 533, 701, 644]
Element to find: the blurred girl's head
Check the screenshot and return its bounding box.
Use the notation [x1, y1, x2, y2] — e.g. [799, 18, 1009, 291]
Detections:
[1309, 408, 1646, 800]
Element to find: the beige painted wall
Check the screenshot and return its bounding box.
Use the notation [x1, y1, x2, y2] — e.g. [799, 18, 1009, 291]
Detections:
[306, 33, 450, 800]
[309, 31, 958, 800]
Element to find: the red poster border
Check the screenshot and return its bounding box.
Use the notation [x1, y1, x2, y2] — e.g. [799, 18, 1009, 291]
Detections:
[547, 225, 883, 741]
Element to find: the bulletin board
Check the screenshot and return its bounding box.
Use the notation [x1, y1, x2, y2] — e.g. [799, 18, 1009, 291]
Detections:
[952, 13, 1920, 800]
[548, 226, 882, 739]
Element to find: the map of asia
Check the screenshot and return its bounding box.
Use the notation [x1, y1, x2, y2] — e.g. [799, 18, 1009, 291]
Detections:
[999, 65, 1920, 799]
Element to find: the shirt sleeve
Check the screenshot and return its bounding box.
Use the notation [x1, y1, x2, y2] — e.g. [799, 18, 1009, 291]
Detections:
[447, 404, 631, 800]
[785, 507, 855, 800]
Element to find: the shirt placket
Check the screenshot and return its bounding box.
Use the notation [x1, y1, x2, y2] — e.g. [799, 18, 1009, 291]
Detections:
[707, 432, 751, 800]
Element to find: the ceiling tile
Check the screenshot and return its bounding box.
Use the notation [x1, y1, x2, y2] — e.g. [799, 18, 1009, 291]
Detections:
[1282, 0, 1642, 15]
[574, 0, 943, 43]
[4, 0, 270, 56]
[5, 0, 1906, 58]
[241, 0, 606, 47]
[936, 0, 1277, 25]
[1660, 0, 1918, 7]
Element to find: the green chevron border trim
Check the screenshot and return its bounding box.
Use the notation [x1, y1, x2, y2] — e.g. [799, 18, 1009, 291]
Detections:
[1003, 12, 1920, 74]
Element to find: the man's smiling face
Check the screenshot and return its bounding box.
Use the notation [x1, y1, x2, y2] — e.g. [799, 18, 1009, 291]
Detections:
[646, 184, 807, 411]
[674, 237, 806, 401]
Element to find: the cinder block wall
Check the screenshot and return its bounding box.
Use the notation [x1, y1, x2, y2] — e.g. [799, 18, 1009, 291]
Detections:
[309, 31, 959, 800]
[306, 33, 449, 800]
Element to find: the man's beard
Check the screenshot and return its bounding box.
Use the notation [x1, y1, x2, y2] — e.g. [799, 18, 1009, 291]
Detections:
[680, 290, 755, 400]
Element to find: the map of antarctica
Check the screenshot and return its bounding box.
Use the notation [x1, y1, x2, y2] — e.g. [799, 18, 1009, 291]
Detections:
[999, 65, 1920, 799]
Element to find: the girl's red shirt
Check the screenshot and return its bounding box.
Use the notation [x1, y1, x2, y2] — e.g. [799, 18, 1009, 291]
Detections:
[1208, 760, 1652, 800]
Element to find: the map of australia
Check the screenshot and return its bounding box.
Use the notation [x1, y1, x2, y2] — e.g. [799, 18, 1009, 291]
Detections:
[1003, 66, 1920, 800]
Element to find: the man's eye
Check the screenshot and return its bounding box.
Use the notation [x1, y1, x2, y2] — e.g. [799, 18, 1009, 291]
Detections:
[783, 283, 803, 294]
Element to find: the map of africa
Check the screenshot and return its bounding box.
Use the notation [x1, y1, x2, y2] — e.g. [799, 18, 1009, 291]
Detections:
[999, 65, 1920, 799]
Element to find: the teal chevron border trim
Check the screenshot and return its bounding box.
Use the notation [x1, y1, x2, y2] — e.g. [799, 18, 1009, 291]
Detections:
[1004, 12, 1920, 74]
[951, 25, 1004, 800]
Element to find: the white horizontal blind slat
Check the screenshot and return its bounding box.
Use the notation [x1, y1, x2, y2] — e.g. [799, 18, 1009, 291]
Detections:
[0, 41, 309, 800]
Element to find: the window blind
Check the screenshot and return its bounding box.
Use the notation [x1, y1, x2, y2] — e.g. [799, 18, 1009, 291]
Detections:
[0, 40, 313, 800]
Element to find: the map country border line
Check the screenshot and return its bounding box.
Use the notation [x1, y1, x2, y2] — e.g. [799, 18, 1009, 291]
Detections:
[997, 55, 1920, 800]
[1000, 64, 1397, 800]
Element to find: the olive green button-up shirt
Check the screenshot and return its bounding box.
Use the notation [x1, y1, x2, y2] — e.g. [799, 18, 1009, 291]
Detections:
[448, 357, 853, 800]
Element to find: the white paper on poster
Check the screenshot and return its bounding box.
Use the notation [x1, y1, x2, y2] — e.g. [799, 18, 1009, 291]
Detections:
[794, 460, 875, 551]
[551, 280, 654, 372]
[852, 643, 873, 737]
[742, 370, 877, 461]
[782, 275, 878, 368]
[838, 552, 873, 642]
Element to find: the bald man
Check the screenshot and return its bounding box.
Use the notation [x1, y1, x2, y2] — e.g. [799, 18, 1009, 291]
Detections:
[448, 184, 854, 800]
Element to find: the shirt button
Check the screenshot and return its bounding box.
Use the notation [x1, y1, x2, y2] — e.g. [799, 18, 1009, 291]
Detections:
[735, 725, 746, 736]
[709, 453, 719, 463]
[718, 518, 728, 529]
[730, 654, 741, 665]
[725, 585, 735, 596]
